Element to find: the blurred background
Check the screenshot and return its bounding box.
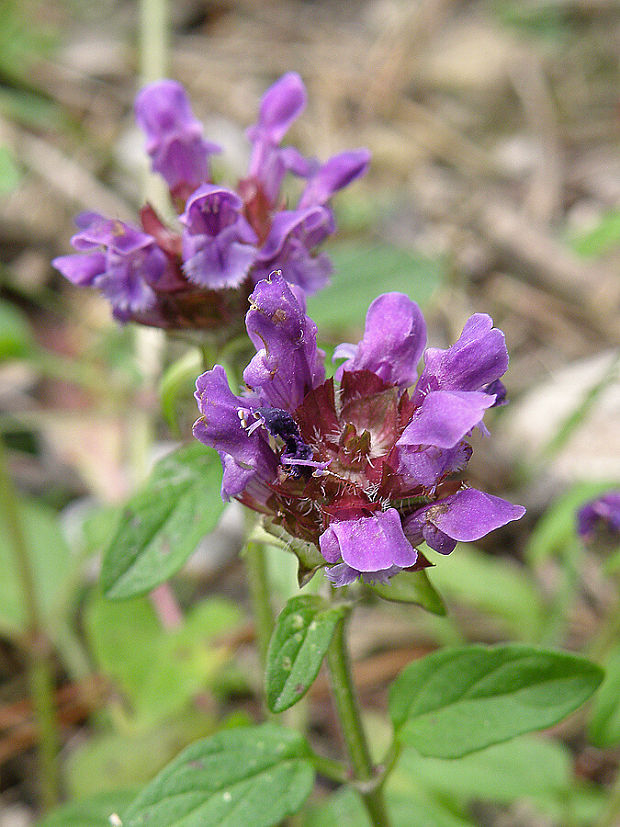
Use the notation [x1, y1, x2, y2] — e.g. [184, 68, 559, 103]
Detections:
[0, 1, 619, 825]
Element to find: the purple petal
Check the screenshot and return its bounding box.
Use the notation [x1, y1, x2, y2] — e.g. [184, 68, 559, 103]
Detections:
[324, 562, 403, 587]
[183, 235, 257, 289]
[52, 252, 106, 286]
[398, 390, 495, 449]
[415, 313, 509, 401]
[324, 562, 361, 587]
[180, 185, 245, 235]
[421, 524, 457, 555]
[70, 214, 156, 256]
[257, 208, 334, 262]
[95, 250, 158, 314]
[243, 272, 325, 411]
[298, 149, 370, 209]
[577, 491, 620, 540]
[253, 207, 335, 293]
[430, 489, 526, 541]
[334, 293, 426, 388]
[248, 73, 306, 145]
[181, 185, 258, 288]
[319, 509, 417, 573]
[395, 442, 472, 489]
[404, 488, 525, 553]
[134, 80, 220, 192]
[193, 366, 278, 482]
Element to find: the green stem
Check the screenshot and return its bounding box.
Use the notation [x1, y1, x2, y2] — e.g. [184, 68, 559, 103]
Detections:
[139, 0, 168, 83]
[28, 646, 60, 812]
[308, 750, 348, 784]
[326, 617, 391, 826]
[139, 0, 170, 213]
[0, 438, 59, 811]
[244, 541, 274, 671]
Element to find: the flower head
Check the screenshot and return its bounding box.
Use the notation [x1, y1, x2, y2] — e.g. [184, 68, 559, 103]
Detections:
[193, 276, 525, 585]
[54, 74, 370, 328]
[577, 491, 620, 546]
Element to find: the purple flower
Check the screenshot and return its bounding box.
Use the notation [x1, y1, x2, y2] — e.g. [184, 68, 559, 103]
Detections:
[193, 365, 279, 501]
[577, 491, 620, 544]
[180, 185, 258, 289]
[252, 208, 335, 294]
[397, 391, 496, 450]
[193, 273, 325, 500]
[320, 509, 418, 585]
[245, 73, 309, 206]
[243, 272, 326, 412]
[298, 149, 371, 209]
[334, 292, 427, 388]
[56, 74, 370, 328]
[193, 283, 524, 585]
[403, 489, 526, 555]
[413, 313, 509, 404]
[135, 80, 220, 198]
[52, 213, 166, 321]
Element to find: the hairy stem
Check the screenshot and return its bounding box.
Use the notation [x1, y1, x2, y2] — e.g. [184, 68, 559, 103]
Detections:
[326, 617, 391, 826]
[244, 541, 274, 671]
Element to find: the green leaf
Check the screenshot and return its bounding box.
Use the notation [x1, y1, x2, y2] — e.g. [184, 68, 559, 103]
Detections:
[387, 794, 474, 827]
[0, 497, 72, 637]
[389, 644, 603, 758]
[390, 737, 571, 804]
[65, 712, 217, 800]
[85, 592, 241, 727]
[389, 737, 604, 825]
[589, 643, 620, 747]
[0, 300, 33, 360]
[37, 790, 136, 827]
[266, 596, 347, 713]
[102, 443, 225, 599]
[121, 723, 314, 827]
[368, 569, 446, 615]
[307, 241, 442, 332]
[427, 545, 543, 639]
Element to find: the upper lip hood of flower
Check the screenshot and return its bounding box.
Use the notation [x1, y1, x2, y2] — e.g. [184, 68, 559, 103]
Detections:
[193, 281, 525, 586]
[134, 79, 221, 196]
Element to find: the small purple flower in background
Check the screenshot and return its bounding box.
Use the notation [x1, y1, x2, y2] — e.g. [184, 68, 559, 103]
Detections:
[193, 272, 525, 586]
[577, 491, 620, 546]
[54, 73, 369, 329]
